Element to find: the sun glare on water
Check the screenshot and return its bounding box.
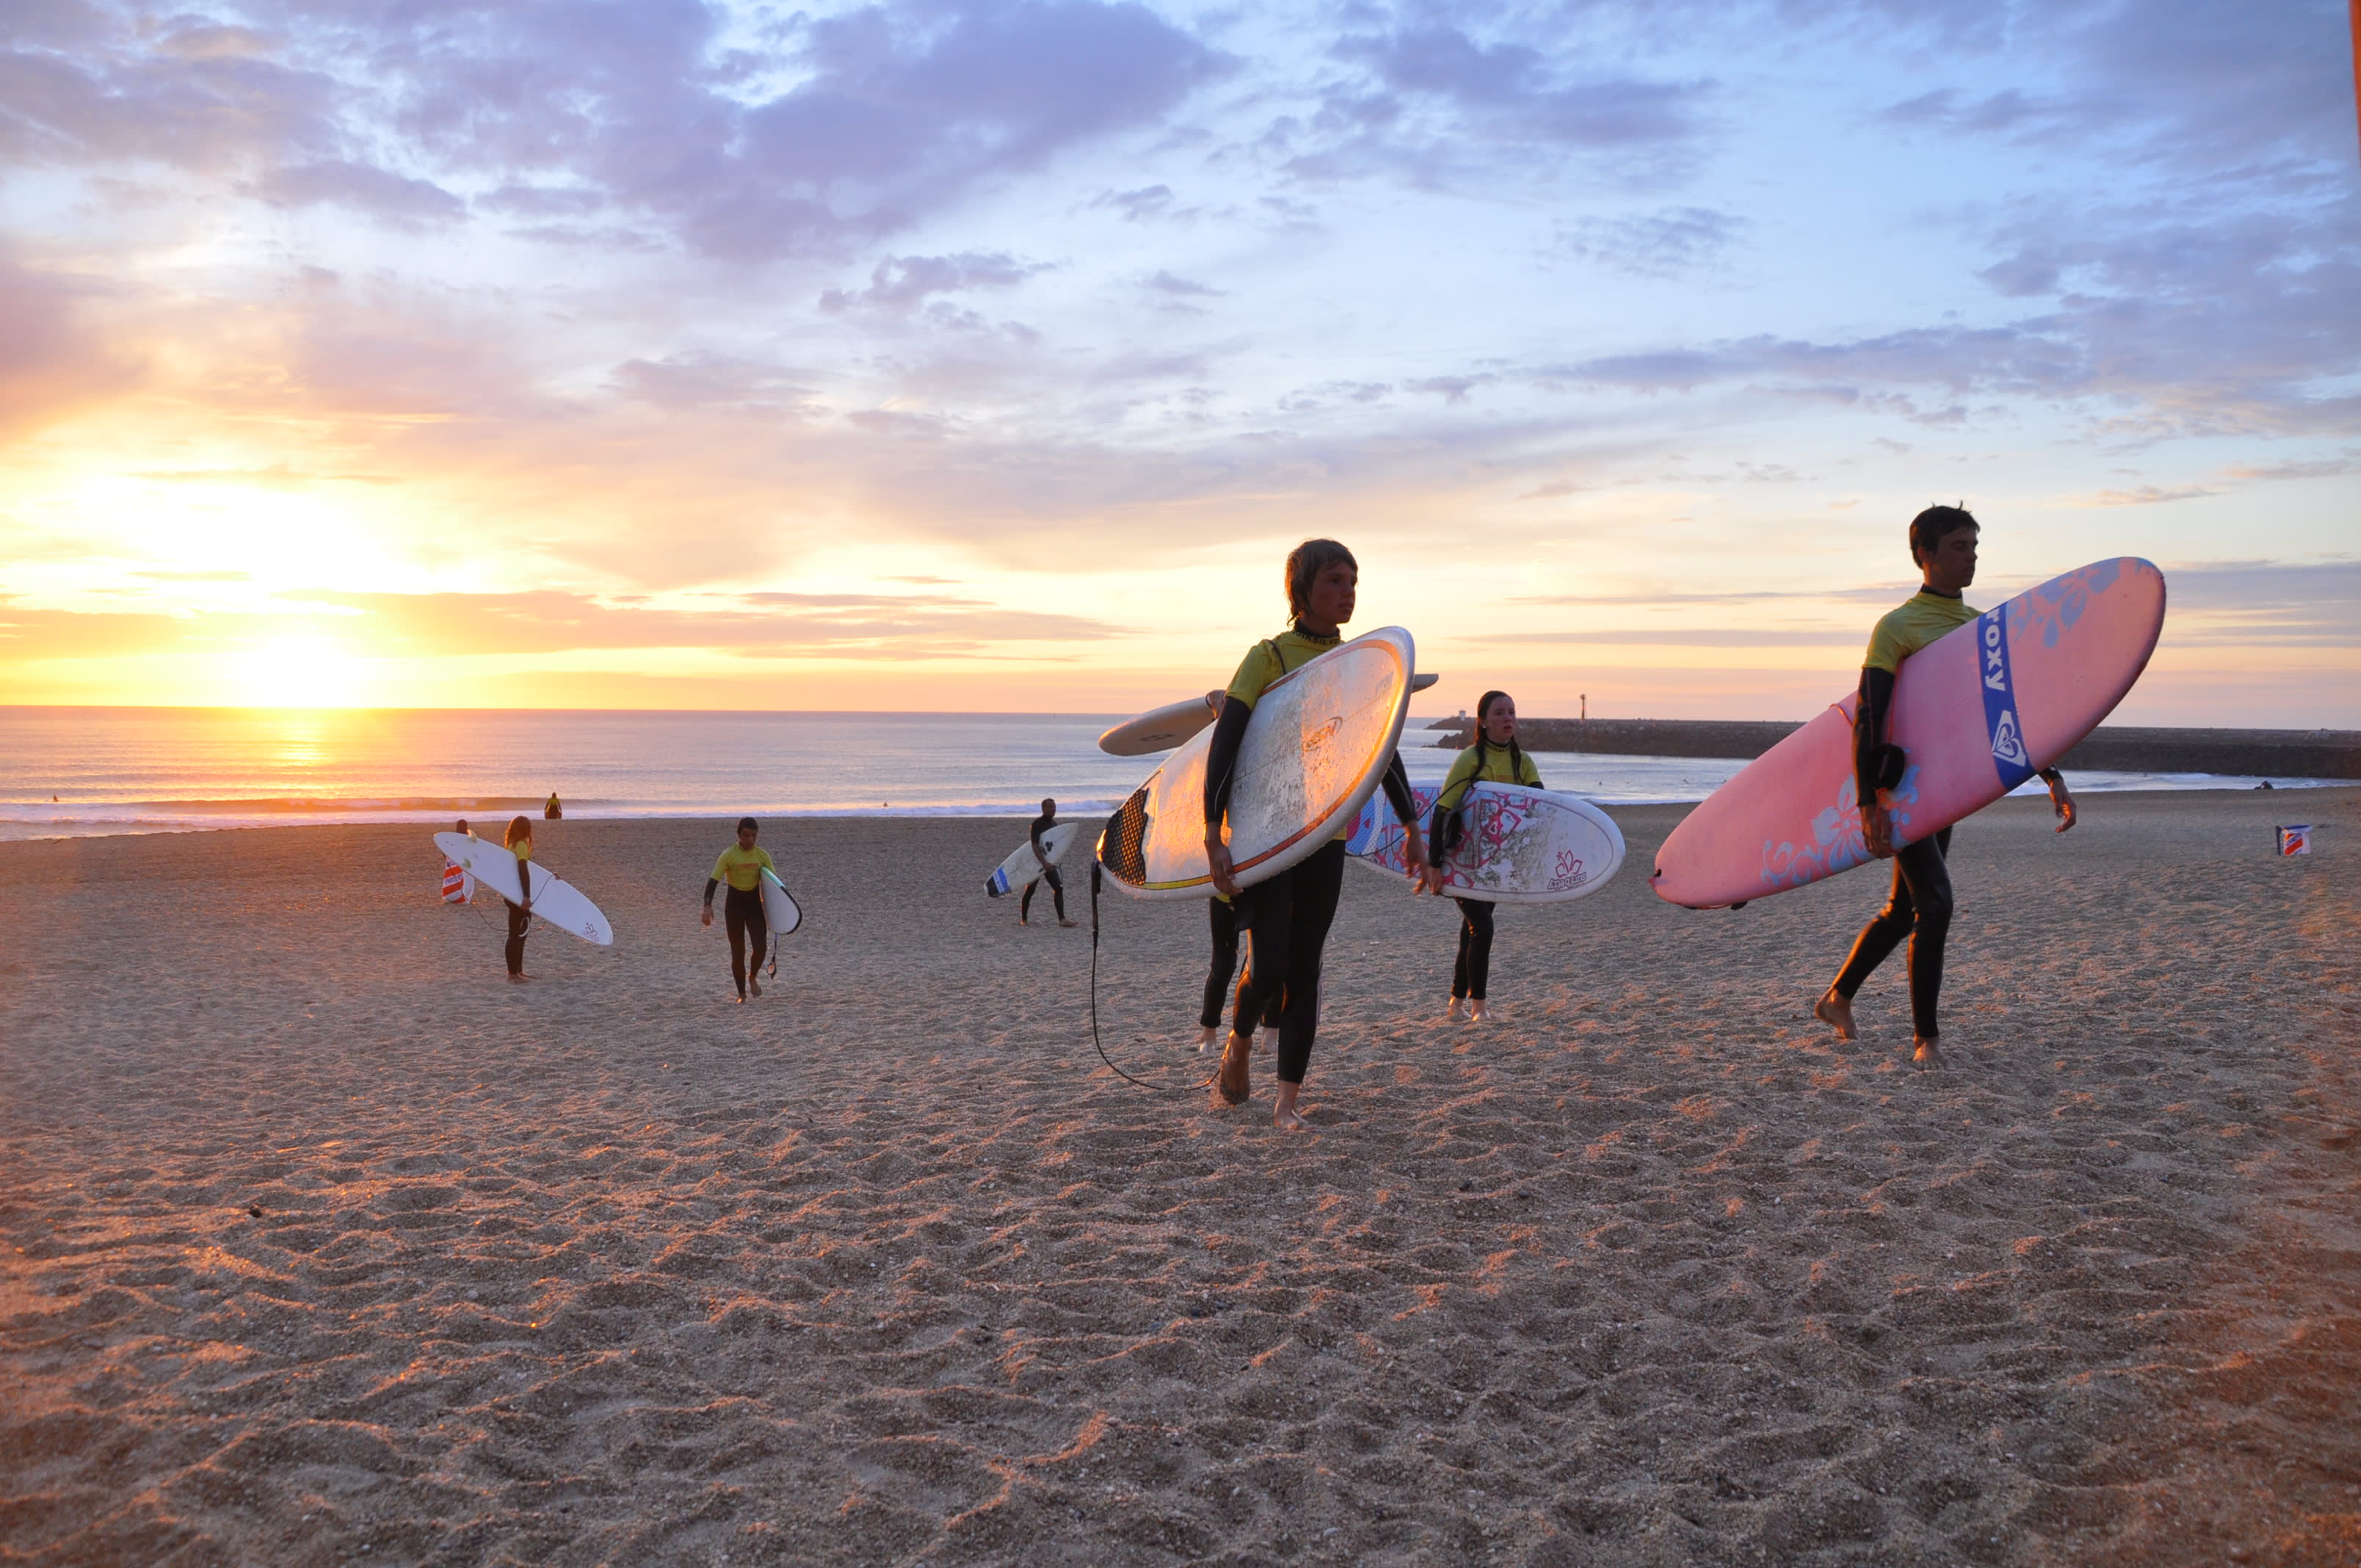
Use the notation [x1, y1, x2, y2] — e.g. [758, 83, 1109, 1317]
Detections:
[233, 635, 375, 708]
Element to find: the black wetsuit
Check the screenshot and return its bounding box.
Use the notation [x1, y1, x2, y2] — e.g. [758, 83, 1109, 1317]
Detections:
[1833, 664, 1952, 1037]
[504, 849, 532, 976]
[1020, 807, 1065, 921]
[1202, 896, 1281, 1032]
[1203, 686, 1420, 1086]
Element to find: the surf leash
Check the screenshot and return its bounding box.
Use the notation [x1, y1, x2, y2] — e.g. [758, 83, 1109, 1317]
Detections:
[1087, 857, 1214, 1094]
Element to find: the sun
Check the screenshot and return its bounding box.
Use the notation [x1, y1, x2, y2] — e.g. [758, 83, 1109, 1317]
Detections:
[231, 634, 374, 708]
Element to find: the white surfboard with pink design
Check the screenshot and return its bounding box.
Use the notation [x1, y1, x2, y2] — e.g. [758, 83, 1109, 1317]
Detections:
[1650, 558, 2166, 909]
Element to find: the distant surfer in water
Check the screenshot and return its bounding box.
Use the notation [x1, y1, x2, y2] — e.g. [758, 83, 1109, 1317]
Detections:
[1814, 504, 2076, 1067]
[1432, 690, 1544, 1023]
[1020, 798, 1076, 927]
[702, 817, 776, 1003]
[1205, 539, 1443, 1129]
[502, 816, 534, 982]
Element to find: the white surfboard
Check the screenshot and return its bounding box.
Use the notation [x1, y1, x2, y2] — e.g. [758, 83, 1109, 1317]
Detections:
[432, 832, 613, 945]
[1344, 782, 1625, 903]
[1098, 626, 1415, 900]
[1098, 672, 1440, 756]
[985, 820, 1084, 897]
[756, 867, 801, 935]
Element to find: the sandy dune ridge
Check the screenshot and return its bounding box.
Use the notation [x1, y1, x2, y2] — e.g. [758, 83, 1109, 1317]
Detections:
[2, 791, 2356, 1564]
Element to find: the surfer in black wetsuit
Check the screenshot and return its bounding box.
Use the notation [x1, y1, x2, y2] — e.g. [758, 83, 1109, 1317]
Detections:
[1204, 539, 1440, 1130]
[1020, 798, 1076, 928]
[1813, 505, 2077, 1067]
[702, 817, 779, 1003]
[501, 815, 534, 982]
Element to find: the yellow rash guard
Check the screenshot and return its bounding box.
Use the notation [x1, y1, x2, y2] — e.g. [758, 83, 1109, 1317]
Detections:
[1224, 625, 1343, 707]
[711, 844, 776, 891]
[1863, 589, 1978, 673]
[1435, 739, 1544, 814]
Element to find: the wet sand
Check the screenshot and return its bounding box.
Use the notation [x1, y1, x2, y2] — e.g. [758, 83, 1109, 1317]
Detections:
[3, 790, 2356, 1565]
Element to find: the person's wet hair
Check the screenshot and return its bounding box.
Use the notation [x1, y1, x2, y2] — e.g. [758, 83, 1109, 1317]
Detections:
[1285, 539, 1357, 620]
[1908, 504, 1977, 566]
[737, 816, 758, 834]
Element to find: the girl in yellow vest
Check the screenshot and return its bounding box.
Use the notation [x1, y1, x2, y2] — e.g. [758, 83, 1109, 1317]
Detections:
[1430, 690, 1543, 1022]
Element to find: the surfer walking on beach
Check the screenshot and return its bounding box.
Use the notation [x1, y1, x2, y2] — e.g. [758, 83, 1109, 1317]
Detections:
[1205, 539, 1443, 1129]
[702, 817, 776, 1003]
[1433, 690, 1544, 1023]
[501, 816, 534, 982]
[1813, 505, 2077, 1067]
[1020, 798, 1077, 928]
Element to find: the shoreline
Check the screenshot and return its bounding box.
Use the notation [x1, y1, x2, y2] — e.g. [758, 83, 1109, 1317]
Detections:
[5, 774, 2349, 844]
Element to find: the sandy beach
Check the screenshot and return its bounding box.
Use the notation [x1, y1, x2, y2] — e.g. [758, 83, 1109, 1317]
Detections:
[3, 790, 2356, 1566]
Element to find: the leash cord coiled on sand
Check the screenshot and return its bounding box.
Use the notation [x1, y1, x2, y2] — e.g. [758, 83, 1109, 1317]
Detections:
[1089, 858, 1215, 1094]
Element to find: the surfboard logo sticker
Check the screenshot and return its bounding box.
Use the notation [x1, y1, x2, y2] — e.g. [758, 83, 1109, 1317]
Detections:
[1977, 605, 2035, 791]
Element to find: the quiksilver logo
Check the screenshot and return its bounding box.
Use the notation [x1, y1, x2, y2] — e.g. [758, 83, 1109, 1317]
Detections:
[1983, 618, 2007, 692]
[1990, 708, 2028, 767]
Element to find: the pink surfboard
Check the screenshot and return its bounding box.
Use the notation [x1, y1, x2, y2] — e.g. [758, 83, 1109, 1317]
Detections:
[1650, 557, 2166, 909]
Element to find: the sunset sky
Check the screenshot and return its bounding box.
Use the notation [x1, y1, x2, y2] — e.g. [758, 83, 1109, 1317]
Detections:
[1, 0, 2354, 721]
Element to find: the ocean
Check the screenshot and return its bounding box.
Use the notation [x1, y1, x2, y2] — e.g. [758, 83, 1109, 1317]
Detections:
[0, 707, 2342, 841]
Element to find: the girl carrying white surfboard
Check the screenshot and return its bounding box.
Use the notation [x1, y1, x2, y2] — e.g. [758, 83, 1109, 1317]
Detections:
[1203, 540, 1442, 1130]
[501, 816, 535, 982]
[1430, 690, 1544, 1023]
[1813, 505, 2076, 1067]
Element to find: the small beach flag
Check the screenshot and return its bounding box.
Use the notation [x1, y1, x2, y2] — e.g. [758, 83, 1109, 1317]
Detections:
[2276, 824, 2312, 857]
[442, 860, 471, 901]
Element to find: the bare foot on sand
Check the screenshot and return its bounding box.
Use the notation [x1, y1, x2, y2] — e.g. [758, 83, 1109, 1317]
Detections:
[1468, 1000, 1492, 1023]
[1058, 918, 1078, 928]
[1215, 1034, 1250, 1106]
[1813, 989, 1856, 1041]
[1912, 1035, 1945, 1069]
[1447, 997, 1465, 1022]
[1193, 1025, 1216, 1053]
[1272, 1083, 1310, 1131]
[507, 973, 529, 984]
[748, 975, 761, 998]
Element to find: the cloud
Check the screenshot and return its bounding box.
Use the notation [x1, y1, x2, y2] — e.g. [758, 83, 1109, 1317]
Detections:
[2148, 557, 2361, 647]
[1551, 206, 1745, 277]
[1330, 26, 1705, 150]
[1144, 269, 1221, 298]
[820, 252, 1045, 316]
[379, 0, 1228, 260]
[0, 587, 1130, 664]
[1455, 627, 1860, 647]
[1094, 184, 1195, 222]
[609, 355, 820, 414]
[0, 22, 336, 173]
[2082, 483, 2214, 507]
[129, 464, 401, 487]
[253, 160, 465, 227]
[0, 255, 140, 443]
[275, 588, 1128, 659]
[1404, 373, 1495, 404]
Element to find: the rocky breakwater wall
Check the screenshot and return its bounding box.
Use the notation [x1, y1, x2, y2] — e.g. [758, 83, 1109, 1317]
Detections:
[1424, 718, 2361, 780]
